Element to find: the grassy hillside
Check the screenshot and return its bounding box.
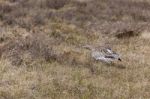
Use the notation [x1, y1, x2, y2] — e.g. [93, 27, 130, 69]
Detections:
[0, 0, 150, 99]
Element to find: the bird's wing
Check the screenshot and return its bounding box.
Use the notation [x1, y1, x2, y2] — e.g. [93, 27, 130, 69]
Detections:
[106, 49, 113, 54]
[104, 55, 115, 59]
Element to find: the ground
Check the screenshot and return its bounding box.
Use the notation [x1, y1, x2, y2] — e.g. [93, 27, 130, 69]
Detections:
[0, 0, 150, 99]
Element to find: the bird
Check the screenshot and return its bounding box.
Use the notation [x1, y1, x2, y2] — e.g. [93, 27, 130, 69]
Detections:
[83, 45, 122, 63]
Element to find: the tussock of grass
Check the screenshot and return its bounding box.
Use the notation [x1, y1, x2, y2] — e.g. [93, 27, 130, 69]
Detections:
[49, 22, 90, 45]
[0, 0, 150, 99]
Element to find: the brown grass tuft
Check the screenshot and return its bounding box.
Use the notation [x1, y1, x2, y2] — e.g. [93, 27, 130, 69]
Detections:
[44, 0, 70, 9]
[0, 0, 150, 99]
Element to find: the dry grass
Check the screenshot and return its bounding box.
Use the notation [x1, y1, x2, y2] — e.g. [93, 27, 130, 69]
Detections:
[0, 0, 150, 99]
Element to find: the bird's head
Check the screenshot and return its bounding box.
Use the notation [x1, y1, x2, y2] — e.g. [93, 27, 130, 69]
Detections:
[112, 53, 122, 61]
